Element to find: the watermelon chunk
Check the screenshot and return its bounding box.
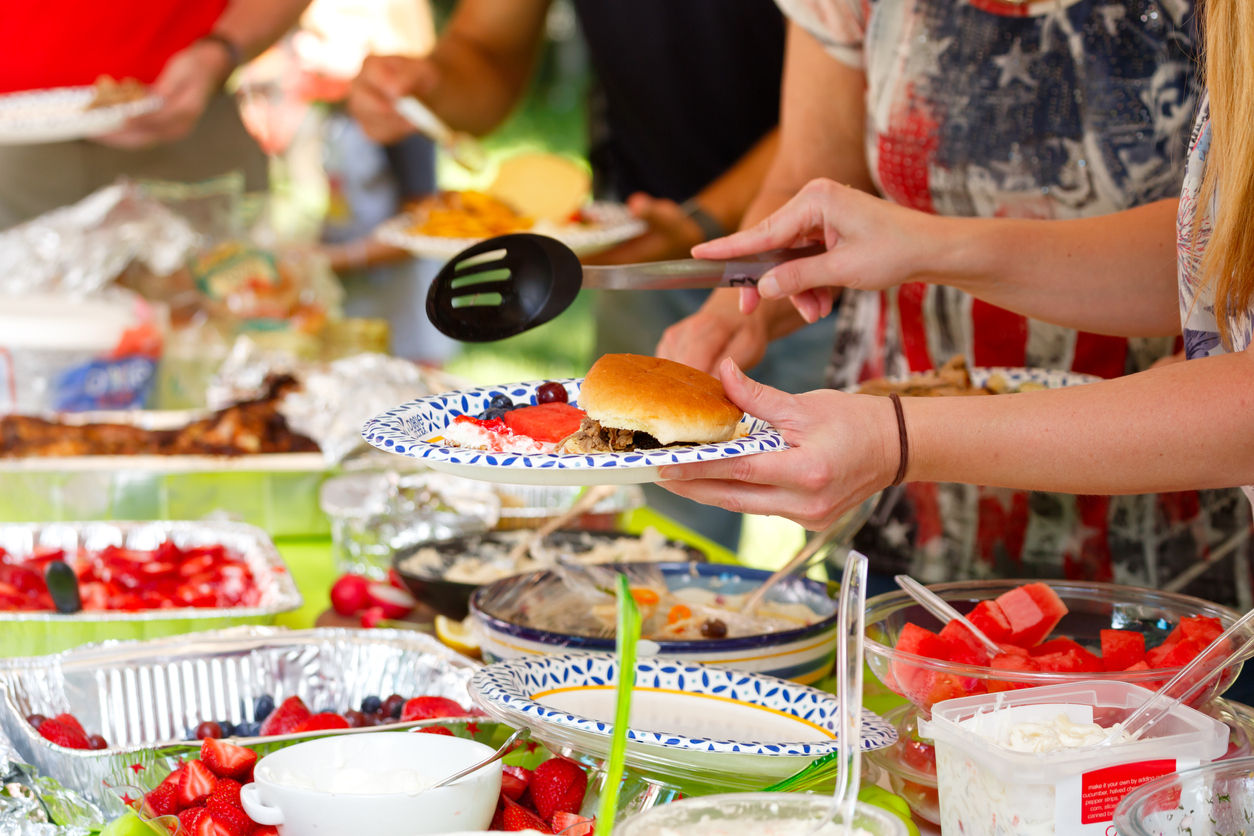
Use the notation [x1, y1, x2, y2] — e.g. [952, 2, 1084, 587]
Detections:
[987, 653, 1039, 693]
[1029, 637, 1089, 658]
[967, 601, 1012, 643]
[1101, 630, 1146, 671]
[939, 620, 990, 661]
[989, 653, 1041, 672]
[994, 583, 1068, 647]
[896, 623, 952, 661]
[996, 643, 1030, 657]
[1034, 648, 1103, 673]
[927, 673, 983, 705]
[1153, 638, 1206, 669]
[1144, 643, 1174, 668]
[1179, 615, 1224, 646]
[892, 624, 945, 700]
[502, 403, 586, 443]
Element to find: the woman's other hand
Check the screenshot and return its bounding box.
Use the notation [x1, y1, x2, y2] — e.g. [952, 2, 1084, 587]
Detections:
[657, 357, 899, 530]
[693, 178, 945, 322]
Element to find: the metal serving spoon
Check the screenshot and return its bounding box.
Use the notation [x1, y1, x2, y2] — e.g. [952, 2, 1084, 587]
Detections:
[422, 726, 530, 789]
[426, 233, 825, 342]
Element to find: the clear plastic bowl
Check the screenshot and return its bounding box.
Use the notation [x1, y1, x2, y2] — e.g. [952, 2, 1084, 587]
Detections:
[865, 579, 1248, 714]
[1114, 755, 1254, 836]
[864, 703, 940, 825]
[614, 793, 909, 836]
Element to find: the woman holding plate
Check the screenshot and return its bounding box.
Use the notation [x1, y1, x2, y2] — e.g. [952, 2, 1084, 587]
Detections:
[656, 0, 1254, 534]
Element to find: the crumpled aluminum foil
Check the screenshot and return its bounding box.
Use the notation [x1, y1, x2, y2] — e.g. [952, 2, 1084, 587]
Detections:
[0, 730, 102, 836]
[319, 471, 498, 577]
[0, 182, 198, 298]
[0, 626, 479, 815]
[278, 353, 449, 465]
[206, 337, 458, 465]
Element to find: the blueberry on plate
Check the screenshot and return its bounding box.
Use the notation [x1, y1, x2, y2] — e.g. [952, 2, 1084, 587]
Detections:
[217, 720, 235, 737]
[482, 408, 506, 421]
[254, 694, 275, 723]
[489, 394, 513, 410]
[235, 721, 261, 737]
[361, 695, 382, 714]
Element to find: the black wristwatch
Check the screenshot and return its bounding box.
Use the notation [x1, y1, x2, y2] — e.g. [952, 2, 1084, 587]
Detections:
[680, 198, 728, 242]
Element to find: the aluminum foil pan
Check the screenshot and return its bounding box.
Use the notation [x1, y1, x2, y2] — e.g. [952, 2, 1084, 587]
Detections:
[495, 484, 645, 530]
[0, 626, 479, 815]
[0, 522, 301, 657]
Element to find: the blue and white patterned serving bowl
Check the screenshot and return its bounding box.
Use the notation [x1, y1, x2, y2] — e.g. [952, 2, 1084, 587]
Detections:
[360, 379, 787, 486]
[470, 653, 896, 789]
[472, 562, 841, 685]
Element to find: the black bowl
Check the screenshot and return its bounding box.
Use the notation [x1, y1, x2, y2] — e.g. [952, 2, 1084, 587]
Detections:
[391, 529, 705, 620]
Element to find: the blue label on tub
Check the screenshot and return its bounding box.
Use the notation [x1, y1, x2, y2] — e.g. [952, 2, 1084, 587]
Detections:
[52, 356, 156, 411]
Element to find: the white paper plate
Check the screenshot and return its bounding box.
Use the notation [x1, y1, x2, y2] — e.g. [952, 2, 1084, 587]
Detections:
[0, 86, 162, 145]
[361, 378, 787, 487]
[469, 653, 896, 789]
[374, 201, 646, 259]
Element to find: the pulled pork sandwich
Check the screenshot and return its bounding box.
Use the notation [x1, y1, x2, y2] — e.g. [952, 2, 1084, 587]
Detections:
[558, 354, 744, 453]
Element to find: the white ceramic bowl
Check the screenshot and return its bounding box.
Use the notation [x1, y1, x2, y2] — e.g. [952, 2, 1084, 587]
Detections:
[239, 732, 501, 836]
[614, 793, 910, 836]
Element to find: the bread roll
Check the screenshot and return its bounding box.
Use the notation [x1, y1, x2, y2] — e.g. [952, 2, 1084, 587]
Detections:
[487, 153, 590, 222]
[578, 354, 743, 445]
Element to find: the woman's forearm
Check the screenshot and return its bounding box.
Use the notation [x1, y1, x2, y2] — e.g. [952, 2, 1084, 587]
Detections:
[926, 198, 1182, 337]
[904, 347, 1254, 494]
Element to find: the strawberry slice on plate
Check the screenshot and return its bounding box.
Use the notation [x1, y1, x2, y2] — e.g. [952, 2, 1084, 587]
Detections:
[400, 696, 467, 721]
[259, 696, 310, 736]
[501, 797, 552, 833]
[201, 738, 258, 780]
[529, 758, 588, 822]
[177, 759, 217, 807]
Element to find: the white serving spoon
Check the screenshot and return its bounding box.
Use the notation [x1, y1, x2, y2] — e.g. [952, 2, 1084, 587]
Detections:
[894, 574, 1003, 657]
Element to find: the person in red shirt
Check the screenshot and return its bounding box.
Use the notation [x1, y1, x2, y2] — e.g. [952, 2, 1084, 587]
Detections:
[0, 0, 311, 227]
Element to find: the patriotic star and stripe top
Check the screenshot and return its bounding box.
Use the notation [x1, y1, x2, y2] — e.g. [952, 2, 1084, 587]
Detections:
[777, 0, 1200, 384]
[1176, 94, 1254, 506]
[774, 0, 1254, 606]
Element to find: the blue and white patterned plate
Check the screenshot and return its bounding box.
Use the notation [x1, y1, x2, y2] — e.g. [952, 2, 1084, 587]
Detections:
[361, 378, 787, 486]
[469, 653, 896, 789]
[844, 366, 1102, 394]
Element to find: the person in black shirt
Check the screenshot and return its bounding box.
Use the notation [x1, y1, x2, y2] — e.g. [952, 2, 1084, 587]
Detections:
[349, 0, 836, 549]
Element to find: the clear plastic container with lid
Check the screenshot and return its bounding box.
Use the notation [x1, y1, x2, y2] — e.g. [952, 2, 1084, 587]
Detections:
[919, 680, 1229, 836]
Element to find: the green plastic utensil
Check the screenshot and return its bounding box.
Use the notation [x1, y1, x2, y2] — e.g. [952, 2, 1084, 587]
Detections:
[595, 573, 640, 836]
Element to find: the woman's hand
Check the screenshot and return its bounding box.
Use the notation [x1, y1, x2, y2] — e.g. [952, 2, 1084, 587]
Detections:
[656, 358, 900, 530]
[691, 178, 947, 322]
[96, 41, 233, 149]
[348, 55, 439, 145]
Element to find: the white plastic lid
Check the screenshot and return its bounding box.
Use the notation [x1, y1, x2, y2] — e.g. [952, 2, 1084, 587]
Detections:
[918, 679, 1229, 784]
[0, 293, 138, 351]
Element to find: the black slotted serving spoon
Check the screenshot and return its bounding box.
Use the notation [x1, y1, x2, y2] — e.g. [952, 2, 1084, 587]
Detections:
[426, 232, 825, 342]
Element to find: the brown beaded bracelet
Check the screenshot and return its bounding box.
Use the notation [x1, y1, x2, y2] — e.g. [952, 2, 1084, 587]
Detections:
[889, 393, 909, 487]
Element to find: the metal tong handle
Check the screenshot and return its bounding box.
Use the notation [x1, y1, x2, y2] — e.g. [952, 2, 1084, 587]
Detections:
[582, 244, 827, 290]
[894, 575, 1003, 657]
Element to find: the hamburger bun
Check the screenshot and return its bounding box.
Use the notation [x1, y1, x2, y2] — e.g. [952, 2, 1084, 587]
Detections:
[578, 354, 744, 445]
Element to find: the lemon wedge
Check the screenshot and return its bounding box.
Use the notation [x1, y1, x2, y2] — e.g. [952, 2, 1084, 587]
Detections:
[435, 614, 481, 658]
